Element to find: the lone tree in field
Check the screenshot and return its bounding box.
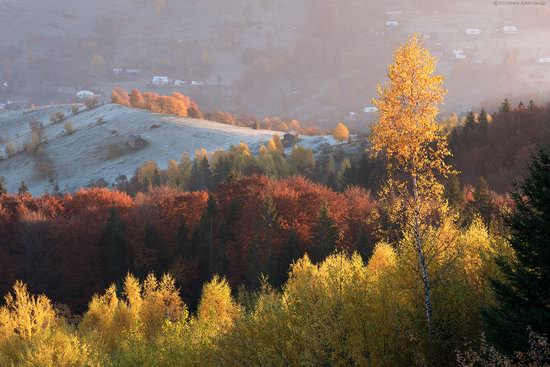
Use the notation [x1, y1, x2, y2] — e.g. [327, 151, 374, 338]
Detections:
[370, 34, 453, 334]
[333, 122, 350, 143]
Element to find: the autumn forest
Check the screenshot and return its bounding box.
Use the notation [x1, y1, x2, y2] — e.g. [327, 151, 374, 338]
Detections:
[1, 35, 550, 366]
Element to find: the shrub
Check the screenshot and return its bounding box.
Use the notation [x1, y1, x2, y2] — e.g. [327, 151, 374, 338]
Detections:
[64, 121, 76, 135]
[25, 133, 42, 154]
[49, 112, 65, 124]
[85, 96, 99, 109]
[5, 141, 16, 157]
[71, 105, 79, 115]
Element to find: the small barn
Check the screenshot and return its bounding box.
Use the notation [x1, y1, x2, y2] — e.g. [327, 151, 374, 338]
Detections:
[283, 133, 299, 147]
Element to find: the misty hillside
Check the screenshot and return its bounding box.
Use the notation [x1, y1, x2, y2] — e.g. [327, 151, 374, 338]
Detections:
[0, 104, 335, 195]
[1, 0, 549, 128]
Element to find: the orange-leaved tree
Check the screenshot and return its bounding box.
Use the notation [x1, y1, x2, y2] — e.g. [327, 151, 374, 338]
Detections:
[333, 122, 350, 143]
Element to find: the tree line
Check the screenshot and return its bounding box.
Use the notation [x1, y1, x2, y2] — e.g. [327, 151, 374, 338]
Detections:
[111, 87, 324, 135]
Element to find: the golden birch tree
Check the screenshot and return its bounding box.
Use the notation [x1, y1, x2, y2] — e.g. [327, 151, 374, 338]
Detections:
[370, 34, 454, 334]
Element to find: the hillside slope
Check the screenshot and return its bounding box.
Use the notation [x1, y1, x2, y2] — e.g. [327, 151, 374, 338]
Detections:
[0, 104, 334, 194]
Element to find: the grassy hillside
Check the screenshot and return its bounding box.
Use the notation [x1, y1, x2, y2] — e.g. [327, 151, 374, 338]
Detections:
[0, 104, 334, 194]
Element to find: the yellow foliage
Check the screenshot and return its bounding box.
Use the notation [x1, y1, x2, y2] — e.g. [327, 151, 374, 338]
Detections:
[272, 134, 284, 153]
[197, 276, 241, 335]
[0, 282, 102, 367]
[371, 33, 454, 227]
[13, 326, 103, 367]
[0, 281, 56, 343]
[290, 145, 315, 172]
[280, 253, 371, 366]
[195, 148, 208, 161]
[80, 273, 185, 352]
[366, 242, 397, 281]
[266, 139, 278, 153]
[166, 159, 180, 185]
[141, 273, 185, 339]
[137, 160, 160, 184]
[333, 122, 350, 143]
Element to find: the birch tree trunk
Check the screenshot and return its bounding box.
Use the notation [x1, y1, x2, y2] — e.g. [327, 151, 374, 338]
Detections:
[412, 174, 433, 334]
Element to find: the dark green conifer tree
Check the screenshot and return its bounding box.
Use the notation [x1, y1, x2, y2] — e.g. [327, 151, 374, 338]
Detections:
[478, 107, 489, 135]
[152, 168, 162, 187]
[192, 194, 218, 278]
[310, 203, 339, 263]
[468, 177, 495, 225]
[499, 98, 511, 113]
[18, 181, 29, 195]
[143, 226, 163, 274]
[464, 111, 477, 131]
[445, 174, 463, 210]
[213, 156, 232, 186]
[141, 177, 150, 193]
[485, 149, 550, 353]
[247, 196, 281, 288]
[191, 156, 212, 190]
[276, 230, 302, 286]
[102, 208, 128, 283]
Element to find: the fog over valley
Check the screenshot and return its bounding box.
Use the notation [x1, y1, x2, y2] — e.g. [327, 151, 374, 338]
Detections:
[1, 0, 549, 129]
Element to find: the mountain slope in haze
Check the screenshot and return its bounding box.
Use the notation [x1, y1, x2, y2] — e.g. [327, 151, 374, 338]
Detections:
[0, 104, 335, 195]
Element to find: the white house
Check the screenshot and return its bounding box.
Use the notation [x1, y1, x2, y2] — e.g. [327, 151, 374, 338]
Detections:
[502, 26, 517, 34]
[386, 21, 399, 27]
[538, 57, 550, 64]
[174, 79, 187, 86]
[76, 90, 95, 99]
[190, 81, 205, 86]
[465, 28, 481, 36]
[112, 68, 123, 75]
[126, 69, 141, 75]
[152, 76, 171, 85]
[363, 106, 378, 113]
